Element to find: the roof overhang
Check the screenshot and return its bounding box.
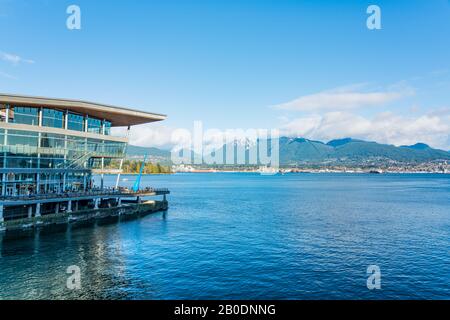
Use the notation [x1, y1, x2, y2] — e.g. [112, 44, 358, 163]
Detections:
[0, 93, 167, 127]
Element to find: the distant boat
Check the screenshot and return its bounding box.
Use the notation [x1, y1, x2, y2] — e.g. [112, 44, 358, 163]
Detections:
[369, 170, 383, 174]
[257, 166, 280, 175]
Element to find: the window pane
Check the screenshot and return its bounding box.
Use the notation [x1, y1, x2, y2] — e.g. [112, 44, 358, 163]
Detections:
[42, 108, 64, 128]
[104, 121, 112, 135]
[7, 130, 39, 147]
[12, 106, 39, 125]
[41, 133, 65, 148]
[87, 117, 102, 134]
[68, 113, 85, 131]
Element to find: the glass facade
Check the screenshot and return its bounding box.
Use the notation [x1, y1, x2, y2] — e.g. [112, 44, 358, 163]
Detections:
[0, 101, 153, 224]
[42, 108, 64, 128]
[104, 121, 112, 135]
[0, 103, 127, 199]
[68, 112, 84, 131]
[2, 105, 114, 136]
[87, 117, 102, 134]
[41, 133, 65, 149]
[7, 130, 39, 147]
[0, 129, 126, 166]
[12, 106, 39, 125]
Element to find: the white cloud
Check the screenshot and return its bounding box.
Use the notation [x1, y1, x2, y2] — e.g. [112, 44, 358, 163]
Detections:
[0, 51, 35, 65]
[274, 81, 450, 149]
[280, 110, 450, 150]
[273, 84, 414, 112]
[112, 123, 175, 148]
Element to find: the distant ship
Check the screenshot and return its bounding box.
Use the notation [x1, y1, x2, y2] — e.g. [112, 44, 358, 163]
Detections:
[257, 166, 280, 175]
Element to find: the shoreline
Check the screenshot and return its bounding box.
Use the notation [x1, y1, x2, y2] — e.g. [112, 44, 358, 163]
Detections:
[116, 171, 449, 175]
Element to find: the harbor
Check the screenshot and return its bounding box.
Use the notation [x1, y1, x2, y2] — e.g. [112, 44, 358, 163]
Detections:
[2, 172, 449, 299]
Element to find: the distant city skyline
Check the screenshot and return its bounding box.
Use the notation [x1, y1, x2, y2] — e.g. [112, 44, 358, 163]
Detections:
[1, 0, 450, 149]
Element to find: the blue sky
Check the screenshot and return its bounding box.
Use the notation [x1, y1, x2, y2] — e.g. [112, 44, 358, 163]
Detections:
[1, 0, 450, 149]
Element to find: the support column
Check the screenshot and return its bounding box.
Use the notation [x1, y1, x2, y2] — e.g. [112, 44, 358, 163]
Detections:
[38, 108, 43, 195]
[64, 111, 69, 130]
[63, 111, 69, 191]
[2, 115, 8, 196]
[83, 174, 87, 191]
[62, 173, 66, 193]
[67, 200, 72, 213]
[75, 201, 79, 212]
[1, 180, 6, 197]
[55, 203, 60, 214]
[1, 173, 6, 196]
[117, 198, 122, 207]
[28, 205, 33, 218]
[35, 203, 41, 217]
[101, 157, 104, 190]
[37, 110, 42, 194]
[0, 204, 4, 223]
[38, 107, 43, 126]
[5, 104, 9, 123]
[36, 173, 40, 194]
[84, 116, 89, 133]
[94, 198, 99, 209]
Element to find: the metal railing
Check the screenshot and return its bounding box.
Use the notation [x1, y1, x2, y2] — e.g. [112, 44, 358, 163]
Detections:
[0, 187, 170, 202]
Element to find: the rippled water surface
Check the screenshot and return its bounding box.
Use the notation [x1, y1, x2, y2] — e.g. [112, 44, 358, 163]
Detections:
[1, 173, 449, 299]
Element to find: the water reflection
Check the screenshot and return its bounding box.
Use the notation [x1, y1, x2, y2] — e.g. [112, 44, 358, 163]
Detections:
[0, 221, 133, 299]
[1, 173, 449, 300]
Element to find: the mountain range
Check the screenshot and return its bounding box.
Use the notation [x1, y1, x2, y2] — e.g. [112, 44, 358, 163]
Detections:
[278, 137, 450, 165]
[126, 138, 450, 166]
[126, 145, 172, 165]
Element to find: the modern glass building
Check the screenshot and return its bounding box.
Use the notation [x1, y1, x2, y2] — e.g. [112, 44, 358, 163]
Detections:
[0, 94, 169, 231]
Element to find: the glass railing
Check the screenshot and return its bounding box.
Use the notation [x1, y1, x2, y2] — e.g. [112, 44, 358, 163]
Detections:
[0, 145, 66, 156]
[0, 145, 125, 158]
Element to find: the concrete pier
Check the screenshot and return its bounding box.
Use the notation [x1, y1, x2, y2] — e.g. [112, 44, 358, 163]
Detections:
[1, 200, 169, 234]
[0, 189, 170, 235]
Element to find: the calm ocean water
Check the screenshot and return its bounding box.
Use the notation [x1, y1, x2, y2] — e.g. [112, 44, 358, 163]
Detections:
[0, 173, 449, 300]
